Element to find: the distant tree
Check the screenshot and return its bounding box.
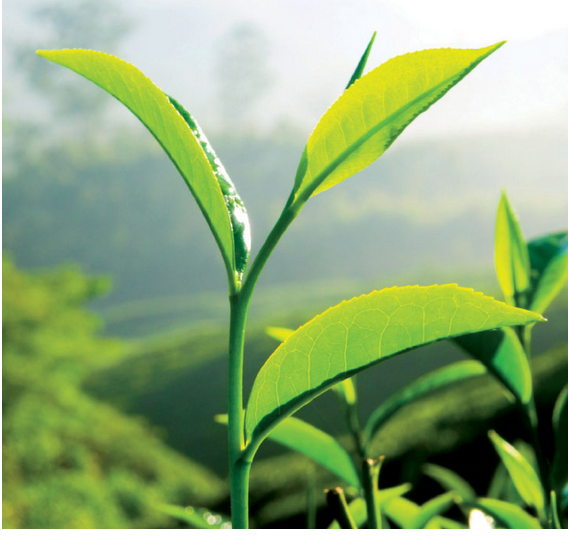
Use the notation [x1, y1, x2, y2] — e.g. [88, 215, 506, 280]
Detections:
[214, 22, 274, 128]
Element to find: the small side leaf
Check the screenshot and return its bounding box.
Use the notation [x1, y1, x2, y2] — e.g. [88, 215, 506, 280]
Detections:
[36, 49, 237, 287]
[495, 192, 531, 306]
[364, 360, 486, 443]
[346, 32, 377, 89]
[488, 430, 546, 519]
[245, 285, 543, 450]
[453, 328, 532, 405]
[463, 498, 541, 529]
[292, 43, 504, 203]
[253, 415, 361, 488]
[527, 231, 568, 314]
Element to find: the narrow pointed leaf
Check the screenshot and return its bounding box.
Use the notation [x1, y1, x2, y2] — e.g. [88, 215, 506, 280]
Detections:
[552, 383, 568, 491]
[364, 360, 486, 443]
[409, 492, 456, 529]
[464, 498, 541, 529]
[36, 49, 237, 285]
[422, 463, 477, 501]
[245, 285, 543, 449]
[254, 415, 361, 487]
[495, 192, 531, 305]
[346, 32, 377, 89]
[168, 96, 251, 281]
[527, 231, 568, 314]
[453, 328, 532, 405]
[488, 430, 546, 518]
[292, 42, 504, 203]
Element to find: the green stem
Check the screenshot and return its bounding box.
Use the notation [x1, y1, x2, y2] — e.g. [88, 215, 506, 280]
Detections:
[228, 293, 249, 528]
[361, 459, 380, 529]
[326, 488, 357, 529]
[226, 196, 302, 528]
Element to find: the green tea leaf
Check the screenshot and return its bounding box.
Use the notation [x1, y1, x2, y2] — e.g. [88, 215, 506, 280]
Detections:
[488, 430, 546, 519]
[346, 32, 377, 89]
[364, 360, 486, 443]
[527, 231, 568, 314]
[464, 498, 541, 529]
[36, 49, 237, 287]
[266, 326, 356, 403]
[552, 383, 568, 492]
[422, 463, 476, 501]
[156, 504, 231, 529]
[245, 285, 542, 449]
[168, 96, 251, 281]
[453, 328, 532, 405]
[253, 415, 360, 488]
[495, 192, 531, 305]
[292, 43, 504, 203]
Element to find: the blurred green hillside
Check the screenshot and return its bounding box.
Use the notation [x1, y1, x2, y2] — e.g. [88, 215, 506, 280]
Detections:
[2, 257, 225, 529]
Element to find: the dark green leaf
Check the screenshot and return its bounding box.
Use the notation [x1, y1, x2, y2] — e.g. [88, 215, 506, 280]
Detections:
[527, 231, 568, 314]
[250, 415, 360, 488]
[383, 493, 455, 529]
[245, 285, 542, 449]
[364, 360, 486, 443]
[453, 328, 532, 405]
[168, 96, 251, 281]
[495, 192, 531, 306]
[346, 32, 377, 89]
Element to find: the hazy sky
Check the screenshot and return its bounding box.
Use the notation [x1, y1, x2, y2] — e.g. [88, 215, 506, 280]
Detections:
[4, 0, 568, 138]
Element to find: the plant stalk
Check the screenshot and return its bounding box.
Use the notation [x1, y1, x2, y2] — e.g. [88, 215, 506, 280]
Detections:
[228, 293, 249, 528]
[226, 197, 302, 528]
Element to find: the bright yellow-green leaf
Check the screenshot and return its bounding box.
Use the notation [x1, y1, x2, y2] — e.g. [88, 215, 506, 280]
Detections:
[495, 192, 531, 305]
[528, 231, 568, 314]
[266, 325, 356, 404]
[245, 285, 543, 448]
[364, 360, 486, 444]
[292, 42, 504, 204]
[464, 498, 541, 529]
[454, 328, 533, 405]
[36, 49, 237, 286]
[488, 430, 546, 520]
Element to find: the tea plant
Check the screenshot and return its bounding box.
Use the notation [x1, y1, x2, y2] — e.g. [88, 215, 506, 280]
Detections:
[263, 193, 568, 528]
[38, 36, 552, 528]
